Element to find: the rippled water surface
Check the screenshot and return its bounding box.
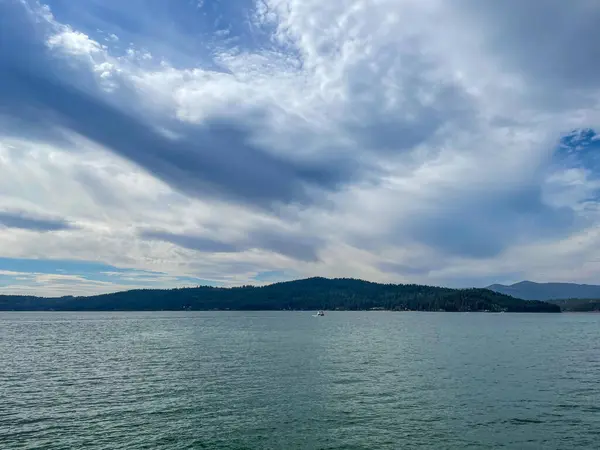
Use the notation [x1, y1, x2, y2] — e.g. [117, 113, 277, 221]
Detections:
[2, 312, 600, 449]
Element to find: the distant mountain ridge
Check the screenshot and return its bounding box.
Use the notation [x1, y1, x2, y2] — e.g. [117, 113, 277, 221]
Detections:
[487, 281, 600, 301]
[0, 277, 560, 312]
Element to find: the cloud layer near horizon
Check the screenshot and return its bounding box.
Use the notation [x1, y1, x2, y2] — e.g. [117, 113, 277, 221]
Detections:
[1, 0, 600, 296]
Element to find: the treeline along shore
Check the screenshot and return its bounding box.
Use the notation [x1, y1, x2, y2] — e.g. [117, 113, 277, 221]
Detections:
[0, 277, 564, 312]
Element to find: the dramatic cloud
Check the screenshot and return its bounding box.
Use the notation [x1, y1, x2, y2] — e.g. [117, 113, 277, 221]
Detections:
[140, 227, 323, 262]
[0, 210, 75, 232]
[0, 0, 599, 295]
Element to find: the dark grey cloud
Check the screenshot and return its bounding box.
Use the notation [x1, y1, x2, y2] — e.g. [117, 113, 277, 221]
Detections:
[377, 262, 433, 277]
[0, 2, 364, 211]
[245, 229, 323, 262]
[400, 184, 576, 259]
[456, 0, 600, 98]
[139, 230, 239, 253]
[1, 68, 360, 209]
[0, 211, 75, 232]
[139, 228, 323, 262]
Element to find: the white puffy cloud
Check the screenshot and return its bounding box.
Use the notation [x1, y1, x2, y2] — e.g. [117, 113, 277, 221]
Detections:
[0, 0, 599, 295]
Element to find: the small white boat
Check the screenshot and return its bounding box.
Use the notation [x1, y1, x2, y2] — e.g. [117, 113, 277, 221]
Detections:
[314, 310, 325, 317]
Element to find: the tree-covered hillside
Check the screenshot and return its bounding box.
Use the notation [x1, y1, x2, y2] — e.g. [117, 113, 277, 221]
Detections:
[0, 277, 561, 312]
[547, 298, 600, 312]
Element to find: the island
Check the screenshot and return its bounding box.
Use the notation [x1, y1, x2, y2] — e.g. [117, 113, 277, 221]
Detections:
[0, 277, 561, 312]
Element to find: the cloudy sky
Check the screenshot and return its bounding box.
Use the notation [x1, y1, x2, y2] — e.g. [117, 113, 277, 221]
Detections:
[1, 0, 599, 296]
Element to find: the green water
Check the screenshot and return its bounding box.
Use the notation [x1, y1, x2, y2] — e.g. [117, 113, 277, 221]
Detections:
[1, 311, 599, 449]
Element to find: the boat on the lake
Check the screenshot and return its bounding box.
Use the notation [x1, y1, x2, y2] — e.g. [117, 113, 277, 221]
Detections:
[314, 310, 325, 317]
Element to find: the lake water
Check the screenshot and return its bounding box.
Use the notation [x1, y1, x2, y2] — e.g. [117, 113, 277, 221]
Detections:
[1, 312, 599, 449]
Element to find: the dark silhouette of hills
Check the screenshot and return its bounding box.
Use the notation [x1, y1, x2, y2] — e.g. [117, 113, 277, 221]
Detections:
[546, 298, 600, 312]
[487, 280, 600, 301]
[0, 277, 560, 312]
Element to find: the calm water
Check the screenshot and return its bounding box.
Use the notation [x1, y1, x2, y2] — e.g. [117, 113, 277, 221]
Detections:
[1, 312, 600, 449]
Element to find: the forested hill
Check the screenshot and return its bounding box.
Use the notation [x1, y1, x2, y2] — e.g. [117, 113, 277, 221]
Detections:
[0, 277, 560, 312]
[546, 298, 600, 312]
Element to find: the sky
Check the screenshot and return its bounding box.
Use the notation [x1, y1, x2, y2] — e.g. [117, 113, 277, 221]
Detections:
[1, 0, 600, 296]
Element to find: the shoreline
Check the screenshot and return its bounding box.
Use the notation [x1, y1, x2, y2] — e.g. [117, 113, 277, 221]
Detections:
[0, 309, 565, 313]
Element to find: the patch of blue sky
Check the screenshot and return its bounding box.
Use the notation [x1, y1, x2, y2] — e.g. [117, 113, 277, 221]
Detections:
[0, 257, 223, 289]
[0, 257, 159, 276]
[555, 128, 600, 174]
[40, 0, 283, 70]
